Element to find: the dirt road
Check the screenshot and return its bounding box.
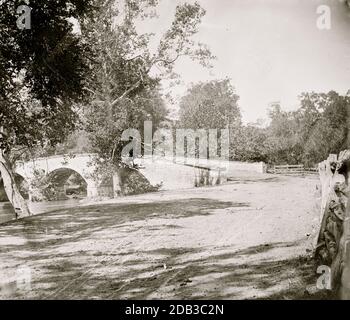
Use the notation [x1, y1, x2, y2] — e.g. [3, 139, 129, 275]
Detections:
[0, 173, 327, 299]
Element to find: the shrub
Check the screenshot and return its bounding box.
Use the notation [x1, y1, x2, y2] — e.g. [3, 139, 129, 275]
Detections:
[120, 167, 161, 196]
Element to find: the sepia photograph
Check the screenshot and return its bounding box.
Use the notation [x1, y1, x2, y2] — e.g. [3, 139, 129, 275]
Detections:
[1, 0, 350, 307]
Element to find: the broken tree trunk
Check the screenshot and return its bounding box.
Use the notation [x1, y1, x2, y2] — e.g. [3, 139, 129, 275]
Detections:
[0, 151, 31, 219]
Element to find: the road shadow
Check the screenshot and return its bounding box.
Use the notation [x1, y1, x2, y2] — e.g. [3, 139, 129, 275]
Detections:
[0, 198, 244, 251]
[0, 198, 250, 299]
[8, 241, 331, 300]
[93, 241, 330, 300]
[0, 199, 329, 300]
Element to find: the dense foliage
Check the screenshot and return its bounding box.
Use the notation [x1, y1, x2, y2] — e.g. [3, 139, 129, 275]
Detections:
[178, 82, 349, 166]
[0, 0, 98, 215]
[82, 0, 214, 166]
[0, 0, 95, 156]
[178, 79, 241, 130]
[235, 91, 350, 166]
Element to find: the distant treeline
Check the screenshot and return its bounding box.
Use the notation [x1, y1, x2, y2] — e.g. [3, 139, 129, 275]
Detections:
[177, 81, 349, 167]
[232, 91, 350, 167]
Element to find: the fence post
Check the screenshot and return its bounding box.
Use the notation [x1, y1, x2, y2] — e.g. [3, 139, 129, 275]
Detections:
[318, 154, 338, 223]
[316, 150, 350, 298]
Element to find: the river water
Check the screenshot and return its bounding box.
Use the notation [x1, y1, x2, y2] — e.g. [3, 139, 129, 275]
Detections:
[0, 199, 83, 224]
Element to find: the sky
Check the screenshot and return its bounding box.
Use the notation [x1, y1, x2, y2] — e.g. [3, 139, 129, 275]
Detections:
[139, 0, 350, 123]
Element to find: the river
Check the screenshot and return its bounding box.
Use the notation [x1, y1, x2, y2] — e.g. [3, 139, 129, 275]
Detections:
[0, 199, 83, 224]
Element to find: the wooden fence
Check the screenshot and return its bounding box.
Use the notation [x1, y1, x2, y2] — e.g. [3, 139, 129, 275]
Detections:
[316, 151, 350, 299]
[273, 164, 317, 174]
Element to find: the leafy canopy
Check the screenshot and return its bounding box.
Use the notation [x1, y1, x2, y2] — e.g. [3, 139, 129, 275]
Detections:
[82, 0, 215, 164]
[0, 0, 95, 156]
[178, 79, 241, 130]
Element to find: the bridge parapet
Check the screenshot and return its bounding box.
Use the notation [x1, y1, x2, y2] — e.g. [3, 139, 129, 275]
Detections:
[134, 156, 228, 190]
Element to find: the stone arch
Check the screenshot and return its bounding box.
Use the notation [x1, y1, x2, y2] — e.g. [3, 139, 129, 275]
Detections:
[15, 154, 100, 199]
[44, 168, 88, 200]
[45, 161, 91, 183]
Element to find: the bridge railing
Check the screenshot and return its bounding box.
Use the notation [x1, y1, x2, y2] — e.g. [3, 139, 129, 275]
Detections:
[133, 155, 266, 173]
[16, 153, 98, 164]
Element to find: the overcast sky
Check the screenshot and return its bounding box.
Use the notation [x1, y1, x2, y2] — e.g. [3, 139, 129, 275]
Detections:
[141, 0, 350, 123]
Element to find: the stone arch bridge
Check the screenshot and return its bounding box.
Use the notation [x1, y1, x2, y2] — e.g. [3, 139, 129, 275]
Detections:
[15, 154, 99, 198]
[14, 153, 241, 199]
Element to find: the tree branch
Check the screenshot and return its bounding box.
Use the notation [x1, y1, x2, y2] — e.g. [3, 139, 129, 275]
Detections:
[110, 79, 142, 107]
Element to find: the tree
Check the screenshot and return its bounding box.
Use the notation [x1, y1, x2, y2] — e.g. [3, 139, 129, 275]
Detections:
[252, 92, 350, 166]
[0, 0, 96, 217]
[300, 91, 349, 166]
[178, 79, 241, 160]
[81, 0, 215, 189]
[178, 79, 241, 130]
[31, 130, 93, 158]
[264, 104, 303, 164]
[233, 125, 270, 163]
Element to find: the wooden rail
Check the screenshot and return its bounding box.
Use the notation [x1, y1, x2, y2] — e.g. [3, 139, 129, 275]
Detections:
[316, 151, 350, 299]
[273, 164, 317, 174]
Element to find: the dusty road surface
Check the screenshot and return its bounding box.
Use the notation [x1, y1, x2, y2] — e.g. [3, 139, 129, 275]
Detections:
[0, 172, 328, 299]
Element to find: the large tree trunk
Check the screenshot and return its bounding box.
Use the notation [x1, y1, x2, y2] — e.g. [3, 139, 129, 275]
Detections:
[0, 152, 31, 219]
[112, 170, 122, 198]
